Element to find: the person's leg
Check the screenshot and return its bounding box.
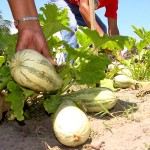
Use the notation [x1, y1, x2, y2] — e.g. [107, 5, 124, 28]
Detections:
[48, 0, 78, 48]
[48, 0, 78, 65]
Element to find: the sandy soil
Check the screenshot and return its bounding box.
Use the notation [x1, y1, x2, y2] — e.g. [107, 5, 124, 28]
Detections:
[0, 88, 150, 150]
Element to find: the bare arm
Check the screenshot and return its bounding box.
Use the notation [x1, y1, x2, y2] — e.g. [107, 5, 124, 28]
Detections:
[108, 17, 124, 60]
[8, 0, 39, 20]
[8, 0, 57, 66]
[107, 18, 119, 35]
[79, 0, 104, 36]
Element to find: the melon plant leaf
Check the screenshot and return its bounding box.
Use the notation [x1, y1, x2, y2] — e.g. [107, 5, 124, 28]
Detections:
[5, 81, 25, 121]
[0, 75, 12, 91]
[101, 41, 121, 50]
[101, 35, 129, 50]
[40, 4, 59, 22]
[100, 79, 116, 91]
[39, 4, 70, 38]
[44, 95, 61, 113]
[47, 36, 64, 50]
[132, 25, 150, 43]
[19, 86, 35, 100]
[0, 56, 5, 67]
[0, 65, 10, 77]
[42, 21, 70, 39]
[79, 27, 103, 49]
[136, 40, 147, 52]
[76, 29, 93, 48]
[75, 54, 111, 85]
[80, 27, 129, 50]
[39, 4, 69, 26]
[62, 42, 81, 61]
[124, 37, 136, 51]
[132, 25, 146, 40]
[0, 65, 12, 91]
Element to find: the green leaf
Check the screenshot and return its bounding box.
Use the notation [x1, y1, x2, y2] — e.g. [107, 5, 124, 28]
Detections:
[63, 43, 80, 61]
[101, 35, 129, 50]
[136, 40, 147, 51]
[132, 26, 144, 39]
[0, 75, 12, 90]
[40, 4, 69, 26]
[101, 41, 121, 50]
[20, 86, 35, 100]
[100, 79, 116, 91]
[80, 27, 129, 50]
[43, 21, 70, 39]
[6, 81, 25, 121]
[47, 36, 64, 49]
[44, 95, 61, 113]
[7, 80, 19, 92]
[76, 29, 93, 48]
[39, 4, 70, 39]
[124, 37, 136, 51]
[58, 8, 70, 26]
[0, 65, 10, 76]
[79, 27, 103, 49]
[76, 54, 111, 85]
[0, 56, 5, 67]
[132, 26, 150, 43]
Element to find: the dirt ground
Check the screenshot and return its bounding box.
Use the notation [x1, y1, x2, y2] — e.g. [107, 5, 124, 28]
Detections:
[0, 88, 150, 150]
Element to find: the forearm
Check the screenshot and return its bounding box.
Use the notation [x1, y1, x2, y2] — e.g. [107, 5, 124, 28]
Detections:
[8, 0, 40, 30]
[108, 18, 123, 60]
[108, 18, 119, 36]
[108, 27, 119, 35]
[8, 0, 38, 19]
[79, 6, 104, 36]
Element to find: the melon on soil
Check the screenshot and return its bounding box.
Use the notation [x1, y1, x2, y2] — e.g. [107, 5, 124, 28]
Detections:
[9, 49, 63, 92]
[113, 74, 135, 88]
[52, 100, 91, 147]
[58, 87, 118, 112]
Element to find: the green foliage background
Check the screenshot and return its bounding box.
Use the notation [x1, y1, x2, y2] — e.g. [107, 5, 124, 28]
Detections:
[0, 5, 149, 121]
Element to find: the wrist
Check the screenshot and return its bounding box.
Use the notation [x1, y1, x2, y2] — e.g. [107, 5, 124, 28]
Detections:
[17, 20, 41, 30]
[17, 21, 42, 33]
[14, 16, 41, 30]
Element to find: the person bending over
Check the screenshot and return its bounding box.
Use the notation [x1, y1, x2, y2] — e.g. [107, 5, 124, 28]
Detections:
[48, 0, 124, 63]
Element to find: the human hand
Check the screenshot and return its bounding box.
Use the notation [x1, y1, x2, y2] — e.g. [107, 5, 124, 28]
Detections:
[16, 25, 57, 67]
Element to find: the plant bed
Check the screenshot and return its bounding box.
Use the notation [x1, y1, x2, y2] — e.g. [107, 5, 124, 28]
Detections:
[1, 5, 150, 150]
[0, 88, 150, 150]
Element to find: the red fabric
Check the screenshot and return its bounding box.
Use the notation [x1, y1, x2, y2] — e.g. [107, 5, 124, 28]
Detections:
[68, 0, 118, 19]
